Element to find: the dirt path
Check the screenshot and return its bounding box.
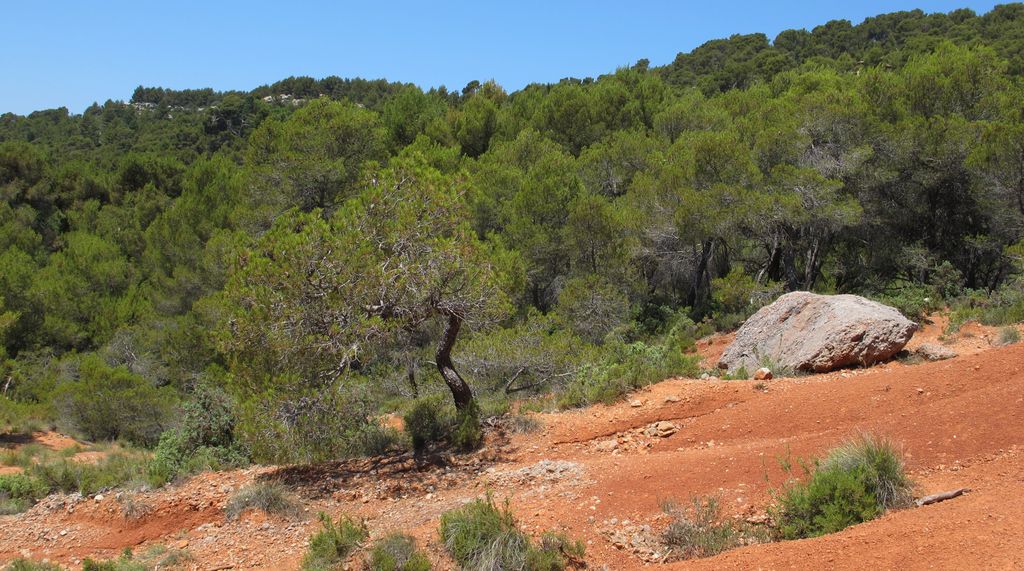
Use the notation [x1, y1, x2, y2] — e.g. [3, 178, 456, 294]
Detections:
[2, 324, 1022, 569]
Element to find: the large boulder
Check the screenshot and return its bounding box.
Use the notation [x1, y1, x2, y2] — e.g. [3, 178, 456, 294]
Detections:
[718, 292, 917, 374]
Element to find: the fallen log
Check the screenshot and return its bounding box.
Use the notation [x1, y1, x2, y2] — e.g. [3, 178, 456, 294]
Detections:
[915, 487, 971, 507]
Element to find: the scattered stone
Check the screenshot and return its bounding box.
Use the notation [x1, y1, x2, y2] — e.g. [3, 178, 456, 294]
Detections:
[753, 367, 773, 380]
[643, 422, 679, 438]
[630, 400, 644, 408]
[664, 395, 681, 403]
[93, 494, 104, 502]
[915, 343, 957, 362]
[595, 440, 619, 452]
[719, 292, 916, 374]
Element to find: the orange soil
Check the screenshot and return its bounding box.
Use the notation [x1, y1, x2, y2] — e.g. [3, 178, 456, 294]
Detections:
[1, 320, 1022, 569]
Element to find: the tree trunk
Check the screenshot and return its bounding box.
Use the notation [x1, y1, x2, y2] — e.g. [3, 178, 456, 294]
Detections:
[436, 313, 474, 410]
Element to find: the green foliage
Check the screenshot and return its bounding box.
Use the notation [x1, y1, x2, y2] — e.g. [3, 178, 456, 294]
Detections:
[27, 450, 153, 496]
[773, 435, 913, 539]
[301, 512, 368, 571]
[439, 495, 584, 571]
[225, 481, 301, 521]
[79, 545, 192, 571]
[403, 396, 453, 453]
[368, 533, 432, 571]
[148, 381, 248, 485]
[452, 401, 484, 452]
[52, 354, 177, 447]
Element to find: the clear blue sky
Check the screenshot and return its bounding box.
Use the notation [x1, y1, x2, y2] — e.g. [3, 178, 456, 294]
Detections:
[1, 0, 1002, 115]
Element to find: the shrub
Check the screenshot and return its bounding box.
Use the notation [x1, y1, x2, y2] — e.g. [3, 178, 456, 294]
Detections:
[345, 422, 405, 457]
[4, 560, 65, 571]
[225, 481, 301, 521]
[403, 396, 453, 453]
[439, 495, 583, 571]
[661, 496, 762, 560]
[555, 275, 630, 344]
[773, 434, 913, 539]
[0, 472, 49, 515]
[51, 355, 177, 447]
[368, 533, 432, 571]
[451, 402, 483, 452]
[874, 284, 942, 322]
[28, 450, 152, 496]
[997, 326, 1020, 346]
[301, 512, 367, 571]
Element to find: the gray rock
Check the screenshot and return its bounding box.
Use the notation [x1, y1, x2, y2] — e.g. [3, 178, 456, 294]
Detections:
[719, 292, 917, 374]
[915, 342, 957, 361]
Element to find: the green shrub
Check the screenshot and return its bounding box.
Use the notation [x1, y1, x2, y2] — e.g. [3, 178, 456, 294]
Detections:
[0, 472, 48, 514]
[368, 533, 432, 571]
[661, 496, 763, 560]
[439, 495, 583, 571]
[345, 422, 406, 457]
[874, 284, 942, 321]
[52, 354, 177, 447]
[301, 512, 367, 571]
[403, 396, 453, 453]
[773, 435, 913, 539]
[28, 450, 152, 496]
[224, 481, 301, 521]
[451, 402, 483, 452]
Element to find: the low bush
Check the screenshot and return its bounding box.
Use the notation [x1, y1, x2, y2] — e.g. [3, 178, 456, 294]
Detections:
[301, 512, 367, 571]
[403, 396, 453, 453]
[439, 495, 584, 571]
[0, 472, 48, 514]
[51, 355, 177, 447]
[80, 545, 192, 570]
[27, 450, 152, 496]
[368, 533, 432, 571]
[451, 402, 483, 452]
[4, 560, 65, 571]
[147, 381, 249, 486]
[224, 481, 301, 521]
[773, 434, 913, 539]
[996, 326, 1020, 346]
[661, 496, 764, 560]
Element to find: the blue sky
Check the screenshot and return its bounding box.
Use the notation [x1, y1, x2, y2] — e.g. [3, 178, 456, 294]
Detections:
[1, 1, 1002, 115]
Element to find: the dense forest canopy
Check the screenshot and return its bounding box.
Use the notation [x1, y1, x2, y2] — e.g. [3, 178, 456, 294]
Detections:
[2, 5, 1024, 464]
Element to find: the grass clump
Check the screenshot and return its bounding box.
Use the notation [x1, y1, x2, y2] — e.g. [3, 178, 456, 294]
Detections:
[773, 434, 913, 540]
[660, 496, 765, 560]
[301, 512, 368, 571]
[439, 495, 584, 571]
[4, 560, 66, 570]
[225, 480, 301, 521]
[368, 533, 431, 571]
[996, 326, 1020, 346]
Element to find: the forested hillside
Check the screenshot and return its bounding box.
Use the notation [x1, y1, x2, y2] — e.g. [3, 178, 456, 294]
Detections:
[2, 5, 1023, 471]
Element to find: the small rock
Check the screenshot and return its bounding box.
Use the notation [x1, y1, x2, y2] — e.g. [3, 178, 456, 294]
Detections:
[630, 400, 644, 408]
[664, 395, 681, 403]
[753, 367, 773, 380]
[915, 343, 957, 362]
[94, 494, 104, 502]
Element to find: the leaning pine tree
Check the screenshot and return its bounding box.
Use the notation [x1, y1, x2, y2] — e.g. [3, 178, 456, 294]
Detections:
[216, 156, 509, 462]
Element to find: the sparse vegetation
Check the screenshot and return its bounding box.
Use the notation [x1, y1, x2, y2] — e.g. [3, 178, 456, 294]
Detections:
[997, 326, 1020, 346]
[300, 512, 367, 571]
[4, 560, 65, 571]
[661, 496, 766, 560]
[439, 495, 584, 571]
[368, 533, 432, 571]
[772, 434, 914, 539]
[225, 481, 301, 521]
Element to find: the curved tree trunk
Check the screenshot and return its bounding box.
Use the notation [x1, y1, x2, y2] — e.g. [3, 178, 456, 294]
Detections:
[436, 313, 473, 410]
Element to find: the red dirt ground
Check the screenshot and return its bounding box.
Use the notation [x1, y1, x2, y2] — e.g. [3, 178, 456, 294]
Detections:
[1, 320, 1022, 570]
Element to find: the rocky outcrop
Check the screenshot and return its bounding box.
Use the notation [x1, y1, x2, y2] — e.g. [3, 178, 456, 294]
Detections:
[718, 292, 917, 374]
